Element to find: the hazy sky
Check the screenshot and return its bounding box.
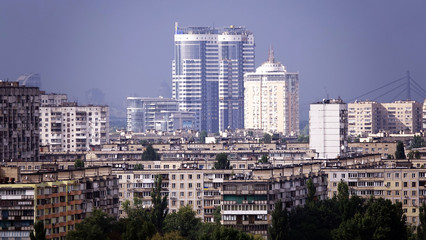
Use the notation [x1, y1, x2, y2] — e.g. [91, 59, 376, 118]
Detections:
[1, 0, 425, 120]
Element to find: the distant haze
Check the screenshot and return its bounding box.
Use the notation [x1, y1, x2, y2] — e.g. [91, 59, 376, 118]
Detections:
[1, 0, 425, 120]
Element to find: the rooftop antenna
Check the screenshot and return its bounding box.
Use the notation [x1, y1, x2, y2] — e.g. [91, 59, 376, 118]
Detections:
[268, 45, 275, 63]
[323, 86, 329, 100]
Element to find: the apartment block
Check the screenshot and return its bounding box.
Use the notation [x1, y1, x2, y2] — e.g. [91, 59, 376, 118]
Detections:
[348, 100, 423, 137]
[40, 94, 68, 107]
[325, 167, 426, 225]
[0, 167, 119, 240]
[39, 103, 109, 152]
[309, 99, 348, 159]
[0, 82, 41, 162]
[423, 99, 426, 131]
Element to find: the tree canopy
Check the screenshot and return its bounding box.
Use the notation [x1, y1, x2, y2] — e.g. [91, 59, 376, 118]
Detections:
[142, 144, 160, 160]
[30, 221, 46, 240]
[395, 141, 406, 159]
[214, 153, 231, 170]
[268, 181, 410, 240]
[74, 159, 84, 168]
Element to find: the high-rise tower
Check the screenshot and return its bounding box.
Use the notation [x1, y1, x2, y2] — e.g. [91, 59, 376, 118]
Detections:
[244, 48, 299, 136]
[172, 23, 255, 132]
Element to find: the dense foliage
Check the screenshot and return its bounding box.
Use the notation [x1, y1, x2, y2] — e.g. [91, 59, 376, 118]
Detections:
[268, 181, 411, 240]
[142, 144, 160, 160]
[214, 153, 231, 170]
[395, 141, 407, 159]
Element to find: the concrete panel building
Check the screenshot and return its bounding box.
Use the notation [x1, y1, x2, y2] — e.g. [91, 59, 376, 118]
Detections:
[309, 99, 348, 159]
[39, 102, 109, 152]
[0, 82, 41, 162]
[348, 100, 423, 137]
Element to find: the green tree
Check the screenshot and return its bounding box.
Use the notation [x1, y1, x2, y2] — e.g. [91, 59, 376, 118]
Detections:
[30, 221, 46, 240]
[200, 130, 207, 144]
[134, 164, 144, 170]
[268, 200, 289, 240]
[263, 133, 272, 143]
[306, 178, 316, 204]
[164, 205, 201, 240]
[142, 144, 160, 160]
[213, 206, 221, 225]
[151, 174, 168, 234]
[74, 159, 84, 168]
[408, 151, 415, 160]
[214, 153, 230, 170]
[415, 151, 421, 159]
[151, 231, 185, 240]
[411, 136, 424, 149]
[67, 208, 116, 240]
[120, 197, 155, 240]
[332, 197, 407, 240]
[259, 155, 269, 164]
[395, 141, 406, 159]
[417, 204, 426, 240]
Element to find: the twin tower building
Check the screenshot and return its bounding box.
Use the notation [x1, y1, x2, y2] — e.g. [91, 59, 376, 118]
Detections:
[172, 23, 299, 135]
[129, 23, 299, 135]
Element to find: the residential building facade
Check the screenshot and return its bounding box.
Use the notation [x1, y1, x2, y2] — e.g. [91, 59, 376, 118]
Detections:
[348, 100, 423, 137]
[309, 98, 348, 159]
[244, 49, 299, 136]
[0, 82, 41, 162]
[172, 23, 255, 132]
[39, 103, 109, 152]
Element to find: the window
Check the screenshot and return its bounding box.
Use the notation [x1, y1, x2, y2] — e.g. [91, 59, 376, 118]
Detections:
[188, 183, 192, 188]
[172, 183, 176, 189]
[180, 192, 184, 197]
[403, 173, 407, 178]
[180, 183, 184, 188]
[180, 174, 184, 180]
[395, 173, 400, 178]
[412, 182, 416, 187]
[188, 174, 192, 179]
[404, 182, 408, 187]
[395, 182, 399, 187]
[412, 173, 416, 178]
[172, 174, 176, 180]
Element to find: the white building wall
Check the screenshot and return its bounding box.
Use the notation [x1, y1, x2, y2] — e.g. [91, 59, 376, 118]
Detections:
[309, 100, 348, 159]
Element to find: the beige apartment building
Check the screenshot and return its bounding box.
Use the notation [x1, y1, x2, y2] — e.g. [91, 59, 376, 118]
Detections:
[325, 167, 426, 225]
[348, 100, 423, 137]
[244, 49, 299, 136]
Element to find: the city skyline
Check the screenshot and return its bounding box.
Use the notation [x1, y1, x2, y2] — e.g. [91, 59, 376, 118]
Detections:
[1, 0, 426, 122]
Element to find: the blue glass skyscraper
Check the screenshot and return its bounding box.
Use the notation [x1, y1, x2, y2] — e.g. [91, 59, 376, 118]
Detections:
[172, 23, 255, 133]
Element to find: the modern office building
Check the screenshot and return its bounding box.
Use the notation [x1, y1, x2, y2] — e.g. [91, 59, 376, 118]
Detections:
[244, 48, 299, 136]
[0, 82, 41, 162]
[309, 98, 348, 159]
[172, 23, 255, 133]
[39, 102, 109, 152]
[126, 97, 195, 132]
[16, 73, 41, 89]
[348, 100, 423, 137]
